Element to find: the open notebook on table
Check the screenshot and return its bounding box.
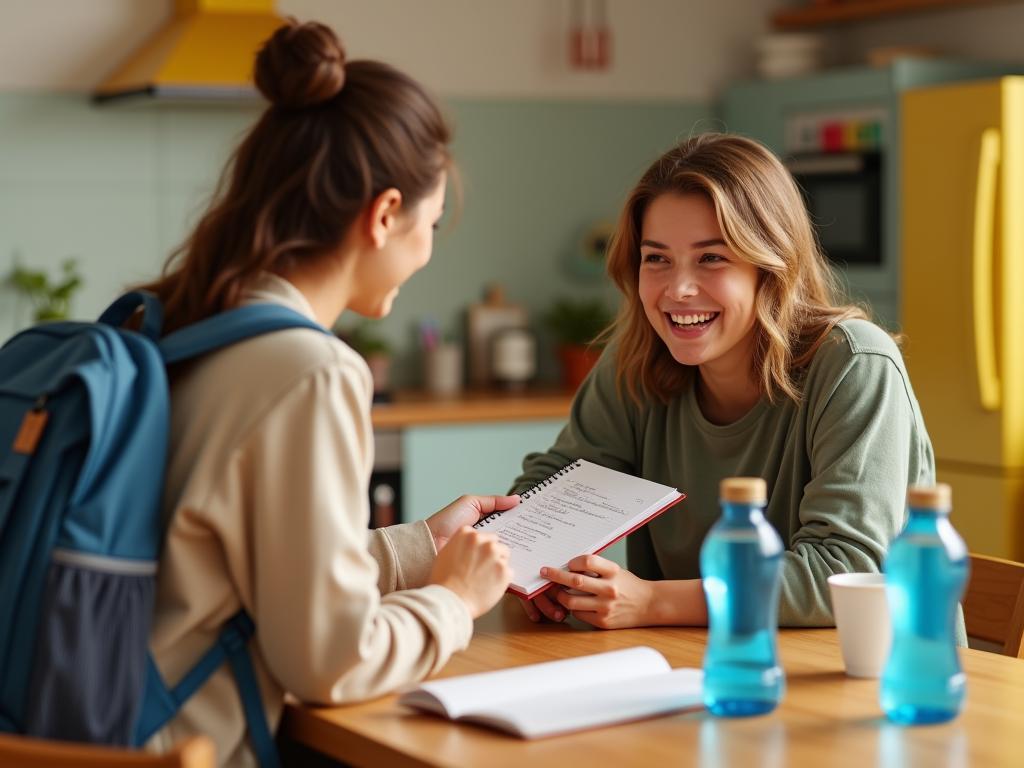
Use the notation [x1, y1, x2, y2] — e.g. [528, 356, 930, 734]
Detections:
[474, 459, 684, 598]
[398, 646, 703, 739]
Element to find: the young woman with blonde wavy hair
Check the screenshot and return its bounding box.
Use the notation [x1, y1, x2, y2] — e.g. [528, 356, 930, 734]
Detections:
[513, 133, 942, 632]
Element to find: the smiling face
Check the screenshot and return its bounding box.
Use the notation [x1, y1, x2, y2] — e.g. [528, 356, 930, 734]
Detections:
[348, 174, 447, 318]
[637, 192, 760, 378]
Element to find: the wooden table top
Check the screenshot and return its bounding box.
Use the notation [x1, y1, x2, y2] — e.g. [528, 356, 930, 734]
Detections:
[280, 597, 1024, 767]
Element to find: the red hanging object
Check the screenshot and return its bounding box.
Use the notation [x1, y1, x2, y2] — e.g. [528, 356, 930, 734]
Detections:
[568, 0, 612, 71]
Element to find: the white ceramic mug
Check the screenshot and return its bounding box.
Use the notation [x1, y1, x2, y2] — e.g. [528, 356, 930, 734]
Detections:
[827, 572, 891, 678]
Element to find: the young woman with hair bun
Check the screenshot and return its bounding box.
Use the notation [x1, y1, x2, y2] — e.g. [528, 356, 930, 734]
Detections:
[139, 19, 515, 765]
[514, 134, 959, 639]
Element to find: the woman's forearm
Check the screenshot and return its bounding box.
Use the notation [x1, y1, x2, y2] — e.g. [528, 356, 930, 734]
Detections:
[647, 578, 708, 626]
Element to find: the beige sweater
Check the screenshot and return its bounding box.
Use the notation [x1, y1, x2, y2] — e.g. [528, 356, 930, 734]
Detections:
[146, 274, 472, 766]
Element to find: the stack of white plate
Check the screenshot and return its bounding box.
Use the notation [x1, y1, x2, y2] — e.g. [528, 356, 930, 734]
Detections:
[756, 33, 825, 79]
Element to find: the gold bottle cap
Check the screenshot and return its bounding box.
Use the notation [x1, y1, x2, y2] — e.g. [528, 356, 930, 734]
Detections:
[907, 483, 952, 511]
[720, 477, 767, 505]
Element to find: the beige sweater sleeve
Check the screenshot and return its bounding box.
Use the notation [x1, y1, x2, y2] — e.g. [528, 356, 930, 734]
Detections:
[233, 358, 472, 705]
[368, 523, 438, 593]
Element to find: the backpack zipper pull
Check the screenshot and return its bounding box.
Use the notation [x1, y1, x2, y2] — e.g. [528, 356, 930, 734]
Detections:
[13, 395, 49, 455]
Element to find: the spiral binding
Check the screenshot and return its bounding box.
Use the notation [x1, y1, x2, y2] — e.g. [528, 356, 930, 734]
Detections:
[473, 459, 583, 529]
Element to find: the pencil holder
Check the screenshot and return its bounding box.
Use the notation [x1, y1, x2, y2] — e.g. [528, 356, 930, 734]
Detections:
[424, 342, 463, 396]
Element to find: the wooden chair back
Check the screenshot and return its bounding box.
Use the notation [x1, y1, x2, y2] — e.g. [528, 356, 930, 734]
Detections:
[964, 553, 1024, 658]
[0, 734, 215, 768]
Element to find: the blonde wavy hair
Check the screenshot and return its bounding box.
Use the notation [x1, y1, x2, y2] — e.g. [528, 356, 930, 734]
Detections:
[605, 133, 868, 406]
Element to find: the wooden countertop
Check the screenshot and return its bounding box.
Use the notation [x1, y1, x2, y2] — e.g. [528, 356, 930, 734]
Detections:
[371, 388, 575, 429]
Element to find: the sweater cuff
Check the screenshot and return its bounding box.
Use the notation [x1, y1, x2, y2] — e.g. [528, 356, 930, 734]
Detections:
[379, 520, 437, 590]
[414, 583, 474, 652]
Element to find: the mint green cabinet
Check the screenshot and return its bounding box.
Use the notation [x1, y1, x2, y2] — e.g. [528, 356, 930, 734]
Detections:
[402, 419, 627, 566]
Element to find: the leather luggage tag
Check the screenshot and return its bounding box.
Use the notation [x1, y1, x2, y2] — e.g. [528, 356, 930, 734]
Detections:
[13, 410, 49, 455]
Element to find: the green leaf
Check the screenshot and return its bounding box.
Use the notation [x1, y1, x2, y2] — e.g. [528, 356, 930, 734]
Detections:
[340, 321, 392, 357]
[7, 255, 83, 321]
[52, 276, 82, 300]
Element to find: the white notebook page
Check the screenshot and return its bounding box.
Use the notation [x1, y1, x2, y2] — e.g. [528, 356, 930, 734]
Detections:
[469, 667, 704, 738]
[477, 459, 682, 594]
[404, 646, 671, 719]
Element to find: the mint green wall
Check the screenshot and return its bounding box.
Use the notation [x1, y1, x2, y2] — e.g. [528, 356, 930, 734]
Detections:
[0, 94, 710, 385]
[389, 100, 713, 384]
[0, 95, 257, 337]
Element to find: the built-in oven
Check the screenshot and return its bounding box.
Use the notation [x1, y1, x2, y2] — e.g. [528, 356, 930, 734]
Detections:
[786, 150, 883, 267]
[370, 429, 402, 528]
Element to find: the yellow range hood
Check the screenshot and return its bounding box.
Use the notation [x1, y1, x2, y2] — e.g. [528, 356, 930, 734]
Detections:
[93, 0, 283, 104]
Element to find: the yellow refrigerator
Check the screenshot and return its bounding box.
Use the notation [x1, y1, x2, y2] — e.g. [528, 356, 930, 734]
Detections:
[902, 77, 1024, 559]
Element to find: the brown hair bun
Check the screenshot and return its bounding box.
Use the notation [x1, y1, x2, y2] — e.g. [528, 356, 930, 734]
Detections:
[255, 19, 346, 108]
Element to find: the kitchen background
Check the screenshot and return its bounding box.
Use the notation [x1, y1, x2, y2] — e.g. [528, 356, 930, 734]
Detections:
[3, 0, 1024, 552]
[3, 0, 1023, 382]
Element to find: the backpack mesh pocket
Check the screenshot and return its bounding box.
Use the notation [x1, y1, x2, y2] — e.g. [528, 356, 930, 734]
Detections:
[23, 551, 155, 744]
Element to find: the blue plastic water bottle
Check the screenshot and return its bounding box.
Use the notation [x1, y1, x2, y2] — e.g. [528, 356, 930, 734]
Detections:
[701, 477, 785, 716]
[881, 484, 969, 724]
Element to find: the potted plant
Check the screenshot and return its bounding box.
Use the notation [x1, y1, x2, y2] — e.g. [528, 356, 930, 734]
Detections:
[339, 321, 393, 402]
[542, 296, 614, 391]
[7, 257, 83, 323]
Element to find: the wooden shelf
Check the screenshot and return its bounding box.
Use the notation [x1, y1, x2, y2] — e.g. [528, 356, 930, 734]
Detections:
[773, 0, 1017, 30]
[371, 388, 574, 429]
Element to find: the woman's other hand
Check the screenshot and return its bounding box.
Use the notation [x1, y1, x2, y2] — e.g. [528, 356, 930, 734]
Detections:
[541, 554, 655, 629]
[425, 494, 519, 550]
[429, 527, 512, 618]
[518, 588, 569, 623]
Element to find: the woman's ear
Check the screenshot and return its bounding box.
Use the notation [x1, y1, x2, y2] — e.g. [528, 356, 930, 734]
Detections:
[366, 188, 403, 249]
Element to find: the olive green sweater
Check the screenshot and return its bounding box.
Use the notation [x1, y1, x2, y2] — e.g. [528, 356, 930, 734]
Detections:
[514, 320, 951, 629]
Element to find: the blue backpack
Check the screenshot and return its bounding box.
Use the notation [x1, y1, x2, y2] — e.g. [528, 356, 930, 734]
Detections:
[0, 291, 328, 766]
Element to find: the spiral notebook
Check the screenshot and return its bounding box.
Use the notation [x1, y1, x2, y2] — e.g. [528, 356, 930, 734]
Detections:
[474, 459, 685, 598]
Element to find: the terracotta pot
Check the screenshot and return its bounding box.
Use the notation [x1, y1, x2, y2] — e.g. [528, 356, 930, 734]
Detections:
[557, 344, 601, 392]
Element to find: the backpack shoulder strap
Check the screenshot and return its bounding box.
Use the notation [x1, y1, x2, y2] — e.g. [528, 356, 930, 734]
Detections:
[98, 291, 329, 364]
[97, 291, 164, 341]
[135, 612, 280, 768]
[119, 298, 325, 765]
[159, 304, 330, 365]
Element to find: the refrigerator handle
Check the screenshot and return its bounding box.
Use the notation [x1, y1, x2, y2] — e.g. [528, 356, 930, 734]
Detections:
[972, 128, 1001, 412]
